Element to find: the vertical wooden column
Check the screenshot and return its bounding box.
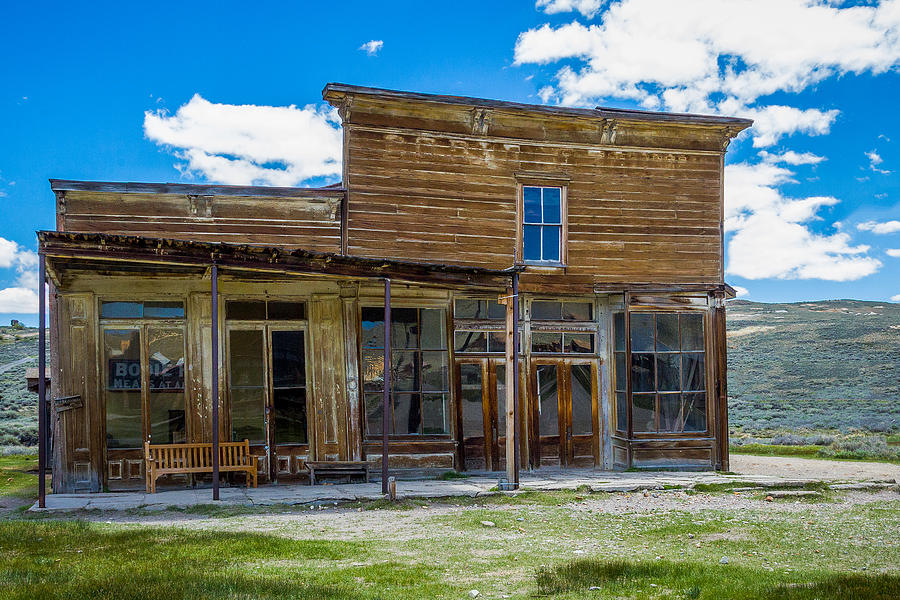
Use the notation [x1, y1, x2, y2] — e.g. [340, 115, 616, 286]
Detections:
[381, 278, 391, 494]
[713, 293, 729, 471]
[623, 292, 633, 468]
[211, 264, 220, 500]
[38, 254, 47, 508]
[506, 273, 520, 487]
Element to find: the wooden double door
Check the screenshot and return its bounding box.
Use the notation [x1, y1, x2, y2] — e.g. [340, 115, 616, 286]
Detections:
[531, 359, 598, 467]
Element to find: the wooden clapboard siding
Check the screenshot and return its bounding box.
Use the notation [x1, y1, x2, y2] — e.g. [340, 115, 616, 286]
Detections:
[57, 189, 344, 253]
[344, 126, 724, 284]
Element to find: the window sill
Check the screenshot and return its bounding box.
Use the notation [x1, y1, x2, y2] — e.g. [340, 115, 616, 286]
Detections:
[520, 262, 567, 272]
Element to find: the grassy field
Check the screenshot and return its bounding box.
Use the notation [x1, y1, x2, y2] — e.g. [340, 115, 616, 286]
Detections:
[1, 455, 899, 599]
[0, 326, 40, 448]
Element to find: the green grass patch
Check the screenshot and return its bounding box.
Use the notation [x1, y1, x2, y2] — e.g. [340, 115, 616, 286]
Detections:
[0, 454, 39, 499]
[435, 470, 469, 480]
[731, 443, 900, 464]
[534, 558, 900, 599]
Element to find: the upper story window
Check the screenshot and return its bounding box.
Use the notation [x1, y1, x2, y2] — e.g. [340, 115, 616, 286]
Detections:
[521, 185, 565, 264]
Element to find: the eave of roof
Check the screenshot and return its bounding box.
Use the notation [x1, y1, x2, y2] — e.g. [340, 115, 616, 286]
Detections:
[49, 179, 347, 198]
[323, 83, 753, 130]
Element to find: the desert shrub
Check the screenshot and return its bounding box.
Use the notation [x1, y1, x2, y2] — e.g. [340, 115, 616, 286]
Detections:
[818, 435, 900, 461]
[771, 433, 835, 446]
[0, 445, 37, 456]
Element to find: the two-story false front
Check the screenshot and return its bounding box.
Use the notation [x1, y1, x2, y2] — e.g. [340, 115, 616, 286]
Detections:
[40, 84, 751, 492]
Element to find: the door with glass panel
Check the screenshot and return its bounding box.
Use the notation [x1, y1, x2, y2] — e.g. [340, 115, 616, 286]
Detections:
[227, 326, 308, 482]
[456, 359, 508, 471]
[532, 359, 597, 467]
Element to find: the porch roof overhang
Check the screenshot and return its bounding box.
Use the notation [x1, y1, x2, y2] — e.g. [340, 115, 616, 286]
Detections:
[37, 231, 519, 289]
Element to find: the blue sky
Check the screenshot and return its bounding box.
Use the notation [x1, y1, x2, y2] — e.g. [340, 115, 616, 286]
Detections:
[2, 0, 900, 325]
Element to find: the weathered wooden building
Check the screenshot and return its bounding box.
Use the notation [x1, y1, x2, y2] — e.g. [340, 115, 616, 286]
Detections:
[39, 84, 750, 494]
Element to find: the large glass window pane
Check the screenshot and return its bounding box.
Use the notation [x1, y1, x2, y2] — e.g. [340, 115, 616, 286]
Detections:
[532, 332, 562, 353]
[101, 301, 142, 319]
[393, 393, 421, 434]
[659, 393, 682, 432]
[226, 300, 266, 321]
[488, 331, 506, 353]
[632, 394, 656, 432]
[362, 350, 385, 391]
[565, 333, 594, 354]
[532, 301, 562, 320]
[542, 187, 561, 223]
[682, 393, 707, 432]
[423, 394, 449, 434]
[272, 331, 307, 445]
[148, 328, 185, 444]
[570, 364, 593, 436]
[614, 312, 625, 351]
[496, 364, 507, 435]
[455, 331, 487, 353]
[229, 329, 265, 443]
[523, 186, 542, 223]
[656, 353, 681, 391]
[681, 313, 704, 351]
[360, 307, 385, 349]
[422, 351, 449, 391]
[537, 365, 559, 436]
[523, 225, 541, 261]
[391, 308, 419, 349]
[365, 393, 384, 436]
[487, 301, 506, 320]
[656, 313, 679, 352]
[630, 313, 655, 352]
[454, 298, 480, 319]
[615, 391, 627, 432]
[542, 226, 560, 261]
[460, 364, 484, 439]
[630, 353, 656, 393]
[682, 352, 706, 391]
[105, 329, 142, 448]
[563, 302, 592, 321]
[614, 352, 626, 391]
[420, 309, 447, 350]
[267, 301, 306, 321]
[144, 301, 185, 319]
[391, 351, 419, 391]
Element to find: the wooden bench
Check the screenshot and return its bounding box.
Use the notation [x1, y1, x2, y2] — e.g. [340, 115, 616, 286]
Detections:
[306, 461, 370, 485]
[144, 440, 258, 493]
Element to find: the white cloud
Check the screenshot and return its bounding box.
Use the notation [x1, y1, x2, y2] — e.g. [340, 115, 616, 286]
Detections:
[359, 40, 384, 56]
[886, 248, 900, 257]
[891, 293, 900, 302]
[758, 150, 826, 166]
[515, 0, 900, 146]
[536, 0, 604, 18]
[732, 286, 750, 298]
[724, 161, 881, 281]
[144, 95, 342, 187]
[857, 220, 900, 234]
[866, 149, 891, 173]
[0, 237, 39, 313]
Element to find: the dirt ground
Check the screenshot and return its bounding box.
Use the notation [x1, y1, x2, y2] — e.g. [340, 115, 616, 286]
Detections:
[730, 454, 900, 481]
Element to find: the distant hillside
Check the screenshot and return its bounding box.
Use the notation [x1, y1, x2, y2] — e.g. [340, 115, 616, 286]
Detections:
[0, 326, 40, 446]
[727, 300, 900, 433]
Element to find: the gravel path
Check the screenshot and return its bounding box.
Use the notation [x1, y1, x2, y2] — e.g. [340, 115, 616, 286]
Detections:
[731, 454, 900, 481]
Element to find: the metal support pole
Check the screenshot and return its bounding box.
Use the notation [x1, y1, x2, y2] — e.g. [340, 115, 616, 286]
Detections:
[382, 278, 391, 494]
[511, 272, 520, 486]
[211, 264, 220, 501]
[38, 254, 47, 508]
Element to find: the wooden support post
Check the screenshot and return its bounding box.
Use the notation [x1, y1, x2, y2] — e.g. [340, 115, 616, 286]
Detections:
[382, 278, 391, 494]
[502, 274, 520, 488]
[713, 294, 729, 472]
[38, 254, 47, 508]
[211, 264, 220, 501]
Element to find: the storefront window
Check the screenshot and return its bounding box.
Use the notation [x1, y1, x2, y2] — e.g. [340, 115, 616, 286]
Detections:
[361, 307, 450, 436]
[104, 329, 143, 449]
[613, 311, 707, 434]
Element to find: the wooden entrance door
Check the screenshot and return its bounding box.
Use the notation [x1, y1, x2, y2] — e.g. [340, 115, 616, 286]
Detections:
[532, 359, 598, 467]
[456, 359, 507, 471]
[227, 326, 309, 482]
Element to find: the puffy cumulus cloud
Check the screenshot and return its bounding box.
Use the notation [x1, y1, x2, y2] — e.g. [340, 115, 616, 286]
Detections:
[144, 95, 342, 187]
[0, 237, 39, 313]
[886, 248, 900, 257]
[724, 162, 881, 281]
[732, 286, 750, 298]
[515, 0, 900, 146]
[858, 220, 900, 234]
[359, 40, 384, 56]
[536, 0, 605, 18]
[892, 293, 900, 302]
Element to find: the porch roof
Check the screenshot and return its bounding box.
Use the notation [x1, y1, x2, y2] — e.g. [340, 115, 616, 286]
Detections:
[37, 230, 519, 289]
